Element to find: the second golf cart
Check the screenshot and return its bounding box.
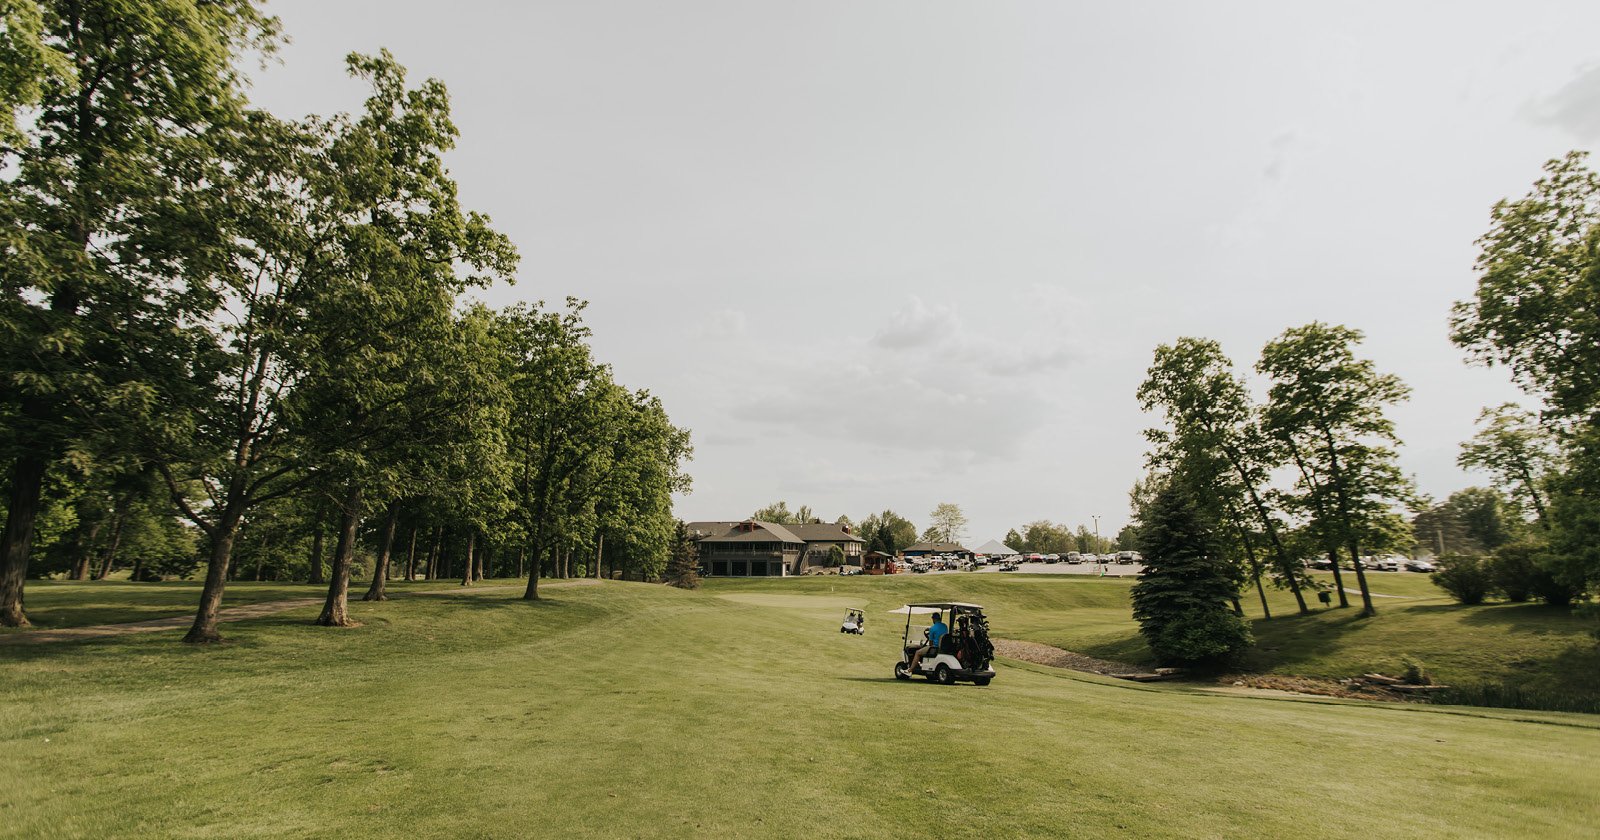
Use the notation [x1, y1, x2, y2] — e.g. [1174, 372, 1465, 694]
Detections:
[890, 601, 996, 686]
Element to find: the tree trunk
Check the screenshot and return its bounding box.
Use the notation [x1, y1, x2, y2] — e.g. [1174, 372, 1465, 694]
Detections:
[594, 533, 603, 579]
[0, 452, 48, 627]
[308, 524, 326, 585]
[1325, 550, 1349, 607]
[460, 530, 475, 586]
[1225, 505, 1271, 620]
[131, 553, 146, 583]
[93, 512, 124, 580]
[363, 501, 401, 601]
[517, 547, 525, 579]
[522, 541, 542, 601]
[1230, 595, 1244, 617]
[425, 526, 441, 580]
[70, 518, 104, 581]
[1347, 541, 1376, 617]
[316, 487, 363, 626]
[184, 496, 249, 644]
[404, 526, 418, 581]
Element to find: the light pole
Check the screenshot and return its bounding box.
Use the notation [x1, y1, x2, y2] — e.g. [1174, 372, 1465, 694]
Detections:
[1091, 514, 1100, 551]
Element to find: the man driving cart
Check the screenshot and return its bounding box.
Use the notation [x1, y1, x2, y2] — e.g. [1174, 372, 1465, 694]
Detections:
[891, 602, 996, 686]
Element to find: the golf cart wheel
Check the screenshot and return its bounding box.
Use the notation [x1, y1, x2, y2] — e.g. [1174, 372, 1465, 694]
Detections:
[894, 662, 910, 680]
[974, 677, 992, 687]
[934, 664, 955, 685]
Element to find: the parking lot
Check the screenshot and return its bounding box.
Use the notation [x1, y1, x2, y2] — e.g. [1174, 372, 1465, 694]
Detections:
[942, 561, 1146, 577]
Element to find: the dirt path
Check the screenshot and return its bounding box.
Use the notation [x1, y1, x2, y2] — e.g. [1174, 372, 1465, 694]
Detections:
[0, 579, 601, 646]
[992, 638, 1148, 677]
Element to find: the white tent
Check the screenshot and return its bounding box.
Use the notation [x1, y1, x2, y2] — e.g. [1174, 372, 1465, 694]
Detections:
[974, 539, 1018, 557]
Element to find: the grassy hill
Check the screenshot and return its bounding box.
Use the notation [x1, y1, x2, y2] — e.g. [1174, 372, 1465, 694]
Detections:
[707, 572, 1600, 704]
[2, 577, 1597, 838]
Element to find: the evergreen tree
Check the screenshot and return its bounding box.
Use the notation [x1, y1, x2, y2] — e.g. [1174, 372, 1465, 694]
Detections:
[664, 521, 700, 590]
[1131, 480, 1252, 666]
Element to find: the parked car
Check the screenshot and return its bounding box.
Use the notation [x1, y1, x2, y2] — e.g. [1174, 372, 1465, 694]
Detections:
[1043, 554, 1060, 563]
[1405, 559, 1436, 573]
[1065, 552, 1081, 563]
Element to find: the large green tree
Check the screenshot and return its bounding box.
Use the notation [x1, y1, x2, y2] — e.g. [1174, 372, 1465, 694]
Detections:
[1131, 478, 1251, 665]
[292, 53, 514, 629]
[860, 510, 917, 555]
[1451, 152, 1600, 421]
[1458, 404, 1558, 526]
[1452, 152, 1600, 596]
[1138, 337, 1310, 614]
[1258, 323, 1416, 616]
[0, 0, 279, 626]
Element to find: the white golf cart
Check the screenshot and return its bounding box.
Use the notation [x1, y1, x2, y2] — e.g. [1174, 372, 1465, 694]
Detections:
[840, 609, 865, 635]
[889, 601, 996, 686]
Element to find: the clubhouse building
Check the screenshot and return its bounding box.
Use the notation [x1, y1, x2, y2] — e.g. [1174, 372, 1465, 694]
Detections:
[689, 520, 866, 577]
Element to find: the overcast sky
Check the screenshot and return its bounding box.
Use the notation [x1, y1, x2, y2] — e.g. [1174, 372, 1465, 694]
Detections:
[248, 1, 1600, 543]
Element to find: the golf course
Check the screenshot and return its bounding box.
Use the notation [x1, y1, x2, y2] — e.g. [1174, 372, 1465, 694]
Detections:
[4, 575, 1597, 839]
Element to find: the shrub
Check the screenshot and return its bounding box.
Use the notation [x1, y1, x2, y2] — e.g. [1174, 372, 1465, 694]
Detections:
[1399, 655, 1431, 685]
[1488, 540, 1542, 603]
[1429, 682, 1600, 715]
[1431, 554, 1493, 605]
[1528, 559, 1586, 607]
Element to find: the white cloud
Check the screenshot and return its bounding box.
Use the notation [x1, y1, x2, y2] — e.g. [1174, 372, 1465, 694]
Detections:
[870, 296, 961, 349]
[1525, 63, 1600, 142]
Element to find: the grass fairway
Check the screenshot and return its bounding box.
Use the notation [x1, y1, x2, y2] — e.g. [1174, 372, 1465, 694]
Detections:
[3, 579, 1598, 839]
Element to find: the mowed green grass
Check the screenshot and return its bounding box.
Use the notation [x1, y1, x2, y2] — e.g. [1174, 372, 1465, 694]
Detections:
[3, 579, 1598, 839]
[0, 578, 477, 632]
[706, 571, 1600, 698]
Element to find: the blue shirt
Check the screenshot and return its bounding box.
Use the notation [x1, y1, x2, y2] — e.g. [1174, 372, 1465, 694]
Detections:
[928, 620, 948, 647]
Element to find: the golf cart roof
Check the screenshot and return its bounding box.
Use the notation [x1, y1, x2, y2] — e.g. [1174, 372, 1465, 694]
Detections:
[886, 601, 985, 614]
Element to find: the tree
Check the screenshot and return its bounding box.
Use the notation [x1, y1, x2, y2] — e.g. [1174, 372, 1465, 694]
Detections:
[285, 52, 514, 630]
[1412, 488, 1516, 557]
[1131, 479, 1251, 665]
[860, 510, 917, 555]
[751, 501, 799, 524]
[927, 503, 967, 544]
[1458, 404, 1558, 526]
[1452, 152, 1600, 600]
[0, 0, 280, 626]
[664, 521, 699, 589]
[1138, 338, 1310, 614]
[1451, 152, 1600, 421]
[1003, 528, 1024, 551]
[1021, 520, 1072, 554]
[1259, 323, 1416, 616]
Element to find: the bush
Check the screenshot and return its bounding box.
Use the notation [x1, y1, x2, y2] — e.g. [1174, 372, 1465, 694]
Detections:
[1429, 682, 1600, 715]
[1488, 540, 1541, 602]
[1400, 655, 1431, 686]
[1431, 554, 1493, 605]
[1528, 560, 1585, 607]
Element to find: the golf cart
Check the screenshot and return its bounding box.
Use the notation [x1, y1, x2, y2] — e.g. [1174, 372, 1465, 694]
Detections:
[889, 602, 996, 686]
[840, 609, 865, 635]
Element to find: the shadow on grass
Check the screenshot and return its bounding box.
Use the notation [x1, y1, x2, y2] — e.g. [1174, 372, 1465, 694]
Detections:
[1403, 601, 1584, 630]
